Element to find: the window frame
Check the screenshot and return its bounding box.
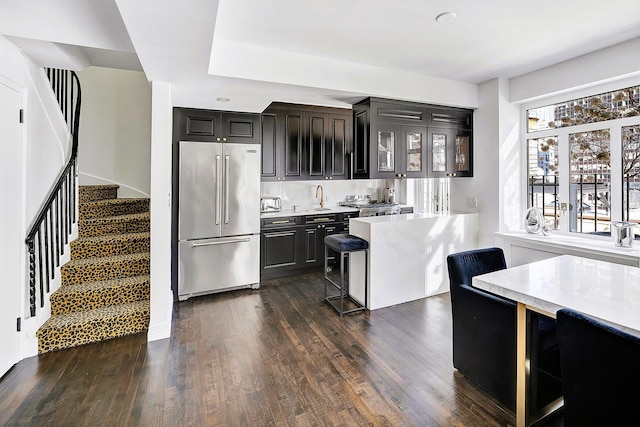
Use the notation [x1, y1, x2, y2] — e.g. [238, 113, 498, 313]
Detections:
[521, 78, 640, 236]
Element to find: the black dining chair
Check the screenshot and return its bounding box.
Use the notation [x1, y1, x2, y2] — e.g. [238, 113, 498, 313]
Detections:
[447, 247, 562, 412]
[557, 308, 640, 426]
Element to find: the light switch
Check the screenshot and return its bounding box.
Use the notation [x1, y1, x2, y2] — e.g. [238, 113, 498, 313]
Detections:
[467, 197, 477, 208]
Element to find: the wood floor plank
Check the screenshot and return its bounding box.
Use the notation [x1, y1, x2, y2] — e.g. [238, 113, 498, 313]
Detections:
[0, 271, 520, 426]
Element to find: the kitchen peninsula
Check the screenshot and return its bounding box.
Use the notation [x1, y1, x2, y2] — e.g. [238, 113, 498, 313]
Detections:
[348, 212, 479, 310]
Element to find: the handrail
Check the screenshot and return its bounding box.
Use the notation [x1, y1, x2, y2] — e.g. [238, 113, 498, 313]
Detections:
[25, 68, 81, 317]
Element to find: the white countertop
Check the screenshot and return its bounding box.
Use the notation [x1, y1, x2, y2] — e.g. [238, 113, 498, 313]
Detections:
[261, 206, 358, 218]
[473, 254, 640, 335]
[352, 211, 472, 224]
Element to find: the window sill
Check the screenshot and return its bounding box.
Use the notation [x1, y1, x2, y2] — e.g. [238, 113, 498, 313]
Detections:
[495, 230, 640, 267]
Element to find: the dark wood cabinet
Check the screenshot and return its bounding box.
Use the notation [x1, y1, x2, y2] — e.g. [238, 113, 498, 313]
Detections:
[260, 216, 301, 277]
[354, 98, 427, 179]
[353, 98, 473, 179]
[261, 103, 351, 181]
[174, 108, 260, 143]
[302, 221, 340, 267]
[260, 211, 356, 279]
[369, 122, 427, 179]
[428, 127, 473, 178]
[426, 108, 473, 177]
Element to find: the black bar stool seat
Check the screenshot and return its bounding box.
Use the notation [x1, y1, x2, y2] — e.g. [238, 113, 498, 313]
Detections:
[324, 233, 368, 316]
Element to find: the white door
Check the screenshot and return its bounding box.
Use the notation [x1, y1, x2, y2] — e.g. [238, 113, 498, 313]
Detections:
[0, 80, 23, 376]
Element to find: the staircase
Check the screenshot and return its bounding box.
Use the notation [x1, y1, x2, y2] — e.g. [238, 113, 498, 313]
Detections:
[36, 185, 151, 354]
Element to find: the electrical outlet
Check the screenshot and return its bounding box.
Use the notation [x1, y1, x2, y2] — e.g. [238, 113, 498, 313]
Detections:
[467, 197, 477, 208]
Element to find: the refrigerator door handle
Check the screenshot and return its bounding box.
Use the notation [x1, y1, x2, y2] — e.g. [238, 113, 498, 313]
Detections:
[215, 154, 221, 225]
[224, 154, 230, 224]
[191, 237, 251, 248]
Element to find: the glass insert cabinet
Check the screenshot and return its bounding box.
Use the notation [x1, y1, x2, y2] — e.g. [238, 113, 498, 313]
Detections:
[428, 127, 472, 177]
[371, 123, 426, 178]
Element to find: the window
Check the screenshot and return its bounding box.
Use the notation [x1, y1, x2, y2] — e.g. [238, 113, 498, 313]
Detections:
[527, 136, 559, 229]
[526, 84, 640, 236]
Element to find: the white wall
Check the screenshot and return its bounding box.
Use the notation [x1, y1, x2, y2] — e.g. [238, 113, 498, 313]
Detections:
[510, 37, 640, 103]
[0, 36, 73, 359]
[77, 66, 151, 198]
[148, 81, 173, 342]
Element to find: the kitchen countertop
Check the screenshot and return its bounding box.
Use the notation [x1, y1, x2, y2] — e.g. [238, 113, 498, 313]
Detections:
[260, 206, 359, 218]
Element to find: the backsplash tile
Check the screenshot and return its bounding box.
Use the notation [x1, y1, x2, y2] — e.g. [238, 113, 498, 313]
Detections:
[261, 180, 391, 210]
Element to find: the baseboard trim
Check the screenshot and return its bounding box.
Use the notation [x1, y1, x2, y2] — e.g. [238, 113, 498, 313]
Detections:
[147, 322, 171, 342]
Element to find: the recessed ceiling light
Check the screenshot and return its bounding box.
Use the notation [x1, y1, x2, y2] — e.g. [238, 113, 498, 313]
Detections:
[435, 12, 456, 23]
[217, 97, 230, 102]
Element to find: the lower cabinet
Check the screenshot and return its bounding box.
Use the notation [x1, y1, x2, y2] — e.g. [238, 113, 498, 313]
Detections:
[261, 227, 300, 270]
[260, 211, 357, 280]
[302, 223, 340, 267]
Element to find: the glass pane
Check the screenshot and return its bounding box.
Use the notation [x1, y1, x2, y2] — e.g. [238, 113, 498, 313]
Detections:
[528, 137, 559, 229]
[527, 85, 640, 132]
[623, 125, 640, 235]
[406, 131, 422, 172]
[378, 130, 395, 172]
[432, 133, 446, 172]
[455, 135, 469, 172]
[570, 129, 611, 234]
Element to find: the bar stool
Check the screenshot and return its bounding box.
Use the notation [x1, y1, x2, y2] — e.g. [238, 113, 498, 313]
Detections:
[323, 233, 368, 316]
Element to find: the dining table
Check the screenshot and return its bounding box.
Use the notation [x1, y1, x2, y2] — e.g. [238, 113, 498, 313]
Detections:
[472, 254, 640, 427]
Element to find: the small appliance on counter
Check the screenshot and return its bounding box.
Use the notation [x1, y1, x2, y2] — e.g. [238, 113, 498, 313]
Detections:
[261, 196, 282, 213]
[383, 187, 396, 204]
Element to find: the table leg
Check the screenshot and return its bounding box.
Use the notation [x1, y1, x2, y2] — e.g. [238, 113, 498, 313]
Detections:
[516, 302, 528, 427]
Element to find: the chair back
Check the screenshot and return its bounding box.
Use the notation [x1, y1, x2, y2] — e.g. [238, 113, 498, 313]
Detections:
[447, 247, 506, 297]
[557, 308, 640, 426]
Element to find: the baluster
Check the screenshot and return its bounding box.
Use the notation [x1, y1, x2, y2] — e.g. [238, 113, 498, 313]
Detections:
[27, 238, 36, 317]
[54, 193, 60, 268]
[38, 226, 45, 306]
[72, 160, 77, 223]
[44, 211, 51, 282]
[59, 186, 65, 254]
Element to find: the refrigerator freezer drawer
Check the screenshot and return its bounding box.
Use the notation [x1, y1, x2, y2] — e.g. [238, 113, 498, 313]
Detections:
[178, 234, 260, 300]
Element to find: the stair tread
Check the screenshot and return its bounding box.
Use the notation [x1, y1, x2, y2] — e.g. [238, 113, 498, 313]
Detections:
[80, 184, 119, 190]
[53, 275, 150, 294]
[63, 252, 150, 267]
[39, 300, 149, 330]
[79, 212, 150, 225]
[73, 231, 150, 244]
[80, 197, 148, 207]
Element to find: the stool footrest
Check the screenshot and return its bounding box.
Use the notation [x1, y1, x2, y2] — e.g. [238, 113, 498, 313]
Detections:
[325, 295, 366, 316]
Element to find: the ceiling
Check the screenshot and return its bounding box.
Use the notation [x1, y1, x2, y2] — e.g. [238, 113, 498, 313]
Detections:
[2, 0, 640, 112]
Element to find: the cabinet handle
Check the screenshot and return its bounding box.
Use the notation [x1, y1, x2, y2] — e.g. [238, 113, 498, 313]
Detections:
[313, 217, 331, 222]
[216, 137, 221, 142]
[223, 137, 227, 142]
[265, 231, 295, 238]
[272, 220, 291, 224]
[329, 177, 333, 180]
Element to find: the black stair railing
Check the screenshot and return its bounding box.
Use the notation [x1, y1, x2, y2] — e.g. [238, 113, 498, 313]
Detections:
[25, 68, 81, 317]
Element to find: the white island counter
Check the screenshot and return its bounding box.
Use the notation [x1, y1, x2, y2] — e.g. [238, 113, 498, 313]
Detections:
[348, 212, 479, 310]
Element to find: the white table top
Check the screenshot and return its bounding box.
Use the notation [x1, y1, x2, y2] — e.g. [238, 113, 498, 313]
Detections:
[472, 255, 640, 336]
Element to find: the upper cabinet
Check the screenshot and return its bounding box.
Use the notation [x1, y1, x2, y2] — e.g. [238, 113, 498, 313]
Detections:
[353, 98, 428, 179]
[174, 108, 261, 144]
[426, 108, 473, 177]
[261, 103, 352, 182]
[353, 98, 473, 179]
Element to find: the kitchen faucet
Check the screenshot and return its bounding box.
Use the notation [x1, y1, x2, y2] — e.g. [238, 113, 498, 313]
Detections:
[315, 185, 325, 208]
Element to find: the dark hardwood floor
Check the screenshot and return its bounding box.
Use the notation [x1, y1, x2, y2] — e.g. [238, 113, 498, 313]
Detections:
[0, 273, 518, 426]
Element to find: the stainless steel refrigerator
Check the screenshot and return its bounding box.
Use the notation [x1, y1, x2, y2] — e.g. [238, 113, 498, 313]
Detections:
[178, 140, 261, 300]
